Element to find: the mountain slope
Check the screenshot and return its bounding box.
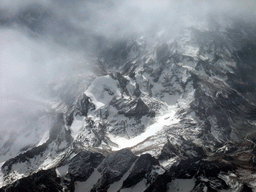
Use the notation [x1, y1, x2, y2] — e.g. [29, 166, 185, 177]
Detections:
[2, 18, 256, 192]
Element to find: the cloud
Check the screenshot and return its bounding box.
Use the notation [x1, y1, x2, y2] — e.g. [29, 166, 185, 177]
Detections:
[1, 0, 256, 96]
[0, 0, 256, 135]
[0, 28, 91, 96]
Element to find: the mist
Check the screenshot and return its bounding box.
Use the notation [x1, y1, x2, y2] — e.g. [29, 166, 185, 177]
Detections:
[0, 0, 256, 149]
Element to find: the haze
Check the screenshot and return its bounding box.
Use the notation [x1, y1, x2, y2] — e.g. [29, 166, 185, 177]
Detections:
[0, 0, 255, 145]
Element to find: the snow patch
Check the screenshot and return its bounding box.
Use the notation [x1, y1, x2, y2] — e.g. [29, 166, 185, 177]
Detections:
[74, 167, 102, 192]
[108, 106, 179, 150]
[151, 165, 165, 175]
[70, 115, 84, 140]
[84, 75, 121, 109]
[37, 131, 49, 146]
[159, 157, 179, 169]
[167, 179, 196, 192]
[120, 179, 147, 192]
[56, 165, 69, 177]
[183, 45, 199, 58]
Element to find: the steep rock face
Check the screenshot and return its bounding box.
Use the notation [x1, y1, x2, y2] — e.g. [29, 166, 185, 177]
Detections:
[168, 158, 235, 180]
[114, 98, 152, 118]
[91, 149, 137, 192]
[158, 137, 205, 161]
[68, 151, 104, 182]
[65, 95, 96, 126]
[122, 154, 160, 189]
[0, 169, 62, 192]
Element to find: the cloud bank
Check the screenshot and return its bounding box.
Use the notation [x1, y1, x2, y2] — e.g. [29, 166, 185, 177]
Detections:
[0, 0, 256, 134]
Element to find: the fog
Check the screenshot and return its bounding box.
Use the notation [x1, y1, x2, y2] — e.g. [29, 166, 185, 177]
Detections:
[0, 0, 256, 145]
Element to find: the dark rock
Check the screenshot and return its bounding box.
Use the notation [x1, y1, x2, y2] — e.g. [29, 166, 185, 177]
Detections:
[144, 175, 168, 192]
[168, 158, 235, 179]
[158, 140, 180, 160]
[241, 184, 253, 192]
[191, 181, 217, 192]
[134, 83, 141, 97]
[159, 138, 205, 161]
[114, 72, 130, 97]
[165, 158, 235, 191]
[4, 21, 256, 192]
[0, 169, 62, 192]
[65, 94, 95, 126]
[123, 98, 150, 117]
[167, 158, 201, 179]
[68, 150, 104, 181]
[91, 149, 137, 192]
[74, 94, 96, 117]
[122, 154, 159, 189]
[111, 97, 151, 119]
[152, 65, 165, 82]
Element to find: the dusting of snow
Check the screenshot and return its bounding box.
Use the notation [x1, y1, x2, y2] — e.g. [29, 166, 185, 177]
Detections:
[8, 162, 28, 182]
[182, 45, 199, 58]
[159, 157, 179, 169]
[179, 58, 197, 69]
[40, 150, 68, 170]
[219, 172, 256, 192]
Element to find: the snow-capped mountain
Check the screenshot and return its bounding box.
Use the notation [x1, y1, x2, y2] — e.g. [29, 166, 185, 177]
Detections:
[2, 17, 256, 192]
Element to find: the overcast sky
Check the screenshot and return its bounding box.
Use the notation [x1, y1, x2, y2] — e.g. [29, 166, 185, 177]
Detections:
[1, 0, 256, 97]
[0, 0, 256, 133]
